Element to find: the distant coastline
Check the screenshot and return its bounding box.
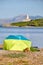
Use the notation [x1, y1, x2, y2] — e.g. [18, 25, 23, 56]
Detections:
[0, 15, 43, 27]
[0, 18, 43, 28]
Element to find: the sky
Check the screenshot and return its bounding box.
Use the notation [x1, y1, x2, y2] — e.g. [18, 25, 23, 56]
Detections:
[0, 0, 43, 18]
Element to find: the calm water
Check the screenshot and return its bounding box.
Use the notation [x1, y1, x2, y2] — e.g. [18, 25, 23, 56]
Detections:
[0, 27, 43, 48]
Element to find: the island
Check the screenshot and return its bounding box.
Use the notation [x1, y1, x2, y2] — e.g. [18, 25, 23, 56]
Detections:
[10, 18, 43, 27]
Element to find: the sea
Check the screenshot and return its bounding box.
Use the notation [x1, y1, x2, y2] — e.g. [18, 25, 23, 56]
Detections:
[0, 27, 43, 48]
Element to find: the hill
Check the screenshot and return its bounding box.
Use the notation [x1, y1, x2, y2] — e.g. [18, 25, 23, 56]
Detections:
[0, 15, 43, 24]
[11, 18, 43, 27]
[0, 14, 31, 24]
[30, 16, 43, 20]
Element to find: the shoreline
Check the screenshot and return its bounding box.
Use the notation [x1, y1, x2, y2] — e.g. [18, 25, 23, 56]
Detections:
[0, 26, 43, 28]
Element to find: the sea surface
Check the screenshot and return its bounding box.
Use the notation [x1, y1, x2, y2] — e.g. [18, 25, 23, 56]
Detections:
[0, 27, 43, 48]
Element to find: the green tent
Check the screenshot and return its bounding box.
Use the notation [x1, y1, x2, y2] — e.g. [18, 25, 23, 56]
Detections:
[3, 35, 31, 51]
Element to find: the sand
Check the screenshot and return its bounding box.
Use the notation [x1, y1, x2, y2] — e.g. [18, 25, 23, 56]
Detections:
[0, 49, 43, 65]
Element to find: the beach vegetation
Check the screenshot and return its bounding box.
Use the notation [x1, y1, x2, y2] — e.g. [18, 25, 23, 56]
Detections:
[3, 53, 26, 58]
[30, 47, 40, 52]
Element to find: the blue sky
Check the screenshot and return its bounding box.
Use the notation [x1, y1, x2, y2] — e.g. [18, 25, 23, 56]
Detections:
[0, 0, 43, 18]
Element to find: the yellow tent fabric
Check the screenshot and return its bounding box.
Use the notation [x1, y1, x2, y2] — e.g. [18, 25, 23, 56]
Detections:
[3, 35, 31, 51]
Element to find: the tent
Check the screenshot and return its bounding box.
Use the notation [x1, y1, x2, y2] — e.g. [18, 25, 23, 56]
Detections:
[3, 35, 31, 51]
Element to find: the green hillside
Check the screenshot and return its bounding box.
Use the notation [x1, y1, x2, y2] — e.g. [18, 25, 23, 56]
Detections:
[11, 18, 43, 27]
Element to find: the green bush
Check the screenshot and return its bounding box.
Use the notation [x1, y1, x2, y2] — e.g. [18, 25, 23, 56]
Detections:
[30, 47, 40, 52]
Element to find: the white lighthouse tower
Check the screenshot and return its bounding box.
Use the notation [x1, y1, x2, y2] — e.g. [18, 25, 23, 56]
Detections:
[26, 14, 29, 20]
[23, 14, 31, 22]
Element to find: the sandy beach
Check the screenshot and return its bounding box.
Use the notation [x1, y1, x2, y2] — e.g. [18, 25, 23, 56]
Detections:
[0, 44, 43, 65]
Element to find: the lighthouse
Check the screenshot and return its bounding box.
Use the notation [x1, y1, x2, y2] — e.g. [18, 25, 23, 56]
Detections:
[26, 14, 29, 20]
[23, 14, 31, 22]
